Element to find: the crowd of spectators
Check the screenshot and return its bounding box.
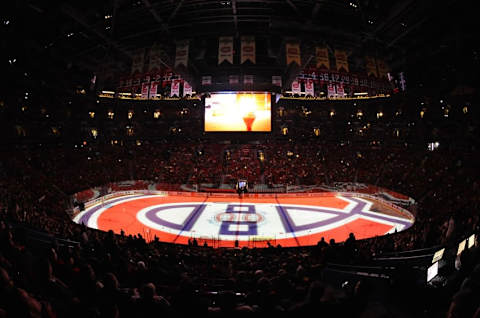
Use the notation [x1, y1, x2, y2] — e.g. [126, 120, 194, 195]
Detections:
[1, 137, 479, 317]
[1, 134, 479, 249]
[1, 94, 480, 317]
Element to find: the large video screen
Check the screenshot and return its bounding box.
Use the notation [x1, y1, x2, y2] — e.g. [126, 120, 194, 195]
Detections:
[205, 92, 271, 132]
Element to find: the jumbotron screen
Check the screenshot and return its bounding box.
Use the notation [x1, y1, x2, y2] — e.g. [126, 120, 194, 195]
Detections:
[204, 92, 271, 132]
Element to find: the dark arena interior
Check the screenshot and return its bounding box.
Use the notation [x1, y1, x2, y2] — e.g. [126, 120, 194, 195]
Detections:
[1, 0, 480, 317]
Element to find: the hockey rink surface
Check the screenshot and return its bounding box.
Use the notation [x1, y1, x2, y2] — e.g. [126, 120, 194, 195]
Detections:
[73, 192, 414, 248]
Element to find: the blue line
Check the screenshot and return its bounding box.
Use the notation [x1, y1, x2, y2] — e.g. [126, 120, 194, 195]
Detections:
[275, 195, 300, 247]
[173, 196, 209, 243]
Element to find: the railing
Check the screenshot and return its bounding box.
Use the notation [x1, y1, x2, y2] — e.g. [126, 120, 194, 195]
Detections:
[10, 222, 80, 248]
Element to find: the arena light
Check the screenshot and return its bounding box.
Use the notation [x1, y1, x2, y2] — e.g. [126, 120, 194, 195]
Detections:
[432, 248, 445, 263]
[354, 92, 368, 96]
[427, 262, 438, 283]
[427, 142, 439, 151]
[468, 234, 476, 248]
[457, 239, 466, 255]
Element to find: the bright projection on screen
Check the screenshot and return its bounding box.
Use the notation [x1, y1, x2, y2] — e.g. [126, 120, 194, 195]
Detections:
[205, 92, 271, 132]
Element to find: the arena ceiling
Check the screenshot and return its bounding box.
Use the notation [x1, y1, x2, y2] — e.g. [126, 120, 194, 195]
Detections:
[2, 0, 475, 94]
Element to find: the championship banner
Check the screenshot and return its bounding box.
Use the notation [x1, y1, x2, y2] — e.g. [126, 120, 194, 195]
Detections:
[377, 59, 389, 79]
[141, 83, 150, 99]
[272, 75, 282, 87]
[243, 75, 254, 84]
[241, 36, 256, 64]
[183, 81, 192, 96]
[162, 70, 173, 87]
[291, 69, 391, 92]
[291, 80, 301, 94]
[131, 48, 145, 74]
[229, 75, 239, 85]
[365, 56, 378, 77]
[286, 42, 301, 65]
[149, 81, 159, 98]
[148, 45, 162, 72]
[327, 83, 336, 98]
[201, 76, 212, 85]
[170, 80, 180, 97]
[334, 49, 349, 72]
[218, 36, 234, 64]
[316, 47, 330, 69]
[351, 75, 359, 87]
[305, 79, 314, 96]
[336, 83, 345, 97]
[175, 40, 189, 68]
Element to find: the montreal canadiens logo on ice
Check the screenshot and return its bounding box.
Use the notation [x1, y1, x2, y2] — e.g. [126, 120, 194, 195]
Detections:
[75, 195, 413, 245]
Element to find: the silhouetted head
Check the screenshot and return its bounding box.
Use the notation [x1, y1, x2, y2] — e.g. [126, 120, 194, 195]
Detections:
[143, 283, 156, 300]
